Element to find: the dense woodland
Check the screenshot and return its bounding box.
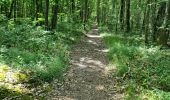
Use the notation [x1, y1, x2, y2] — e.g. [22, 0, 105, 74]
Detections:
[0, 0, 170, 99]
[0, 0, 170, 45]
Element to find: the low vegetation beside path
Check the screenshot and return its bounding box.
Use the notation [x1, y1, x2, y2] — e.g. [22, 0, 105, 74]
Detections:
[0, 19, 85, 99]
[102, 31, 170, 99]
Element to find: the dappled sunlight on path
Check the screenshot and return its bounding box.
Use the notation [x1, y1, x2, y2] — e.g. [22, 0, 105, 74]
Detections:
[49, 26, 122, 100]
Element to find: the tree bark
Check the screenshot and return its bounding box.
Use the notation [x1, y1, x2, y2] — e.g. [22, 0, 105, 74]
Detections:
[151, 0, 157, 42]
[14, 0, 17, 21]
[159, 1, 170, 47]
[97, 0, 101, 24]
[8, 0, 15, 19]
[51, 0, 59, 30]
[120, 0, 125, 30]
[45, 0, 49, 30]
[143, 0, 151, 44]
[126, 0, 130, 32]
[136, 0, 141, 30]
[83, 0, 88, 29]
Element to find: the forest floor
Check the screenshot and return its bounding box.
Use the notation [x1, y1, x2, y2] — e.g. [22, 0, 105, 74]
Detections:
[48, 25, 123, 100]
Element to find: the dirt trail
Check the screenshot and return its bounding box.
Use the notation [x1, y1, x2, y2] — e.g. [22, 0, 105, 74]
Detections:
[49, 25, 122, 100]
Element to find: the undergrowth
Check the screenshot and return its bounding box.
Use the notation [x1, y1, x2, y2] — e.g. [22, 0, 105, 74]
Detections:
[0, 18, 84, 99]
[102, 31, 170, 99]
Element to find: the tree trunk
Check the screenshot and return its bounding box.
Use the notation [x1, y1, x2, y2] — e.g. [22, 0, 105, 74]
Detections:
[14, 0, 17, 21]
[159, 1, 170, 47]
[156, 2, 166, 27]
[8, 0, 15, 19]
[71, 0, 76, 21]
[112, 0, 116, 14]
[156, 1, 166, 45]
[35, 0, 39, 20]
[120, 0, 125, 30]
[4, 1, 8, 17]
[97, 0, 101, 24]
[151, 0, 157, 42]
[143, 0, 151, 44]
[71, 0, 75, 14]
[45, 0, 49, 30]
[51, 0, 59, 30]
[84, 0, 88, 29]
[136, 0, 141, 30]
[125, 0, 130, 32]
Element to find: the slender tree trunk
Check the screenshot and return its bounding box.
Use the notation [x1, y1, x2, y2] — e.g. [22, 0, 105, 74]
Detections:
[115, 0, 119, 32]
[159, 1, 170, 47]
[151, 0, 157, 42]
[97, 0, 101, 24]
[71, 0, 75, 21]
[51, 0, 59, 30]
[136, 0, 141, 30]
[156, 2, 166, 27]
[112, 0, 116, 14]
[35, 0, 39, 20]
[4, 1, 8, 17]
[156, 2, 167, 44]
[31, 0, 36, 20]
[8, 0, 15, 19]
[120, 0, 125, 30]
[83, 0, 88, 29]
[143, 0, 151, 44]
[126, 0, 130, 32]
[14, 0, 17, 21]
[45, 0, 49, 30]
[71, 0, 75, 14]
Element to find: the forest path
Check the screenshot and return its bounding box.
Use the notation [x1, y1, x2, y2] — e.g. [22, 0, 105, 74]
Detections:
[49, 24, 121, 100]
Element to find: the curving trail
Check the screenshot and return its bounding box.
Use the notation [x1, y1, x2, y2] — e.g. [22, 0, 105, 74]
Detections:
[49, 25, 122, 100]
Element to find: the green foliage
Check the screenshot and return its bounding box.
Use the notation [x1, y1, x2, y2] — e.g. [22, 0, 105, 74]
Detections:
[103, 32, 170, 99]
[0, 17, 84, 98]
[0, 19, 81, 83]
[56, 22, 84, 44]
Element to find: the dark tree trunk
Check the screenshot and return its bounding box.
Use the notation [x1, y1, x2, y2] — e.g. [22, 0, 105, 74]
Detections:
[83, 0, 88, 29]
[156, 2, 166, 27]
[4, 1, 8, 17]
[120, 0, 125, 29]
[45, 0, 49, 30]
[8, 0, 15, 19]
[151, 0, 157, 42]
[97, 0, 101, 24]
[136, 0, 141, 30]
[143, 0, 151, 44]
[14, 0, 17, 21]
[159, 1, 170, 47]
[84, 0, 88, 23]
[71, 0, 76, 21]
[71, 0, 75, 14]
[156, 2, 166, 45]
[126, 0, 130, 32]
[112, 0, 116, 14]
[35, 0, 39, 20]
[30, 0, 36, 20]
[51, 0, 59, 30]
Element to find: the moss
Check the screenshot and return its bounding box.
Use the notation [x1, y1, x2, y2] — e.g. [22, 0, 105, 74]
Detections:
[0, 73, 5, 81]
[0, 64, 10, 72]
[12, 72, 27, 81]
[0, 86, 32, 100]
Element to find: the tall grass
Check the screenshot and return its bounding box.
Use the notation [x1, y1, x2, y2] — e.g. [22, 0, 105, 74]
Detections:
[102, 32, 170, 99]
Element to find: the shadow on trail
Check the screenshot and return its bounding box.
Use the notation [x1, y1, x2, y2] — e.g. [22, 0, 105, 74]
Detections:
[49, 26, 122, 100]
